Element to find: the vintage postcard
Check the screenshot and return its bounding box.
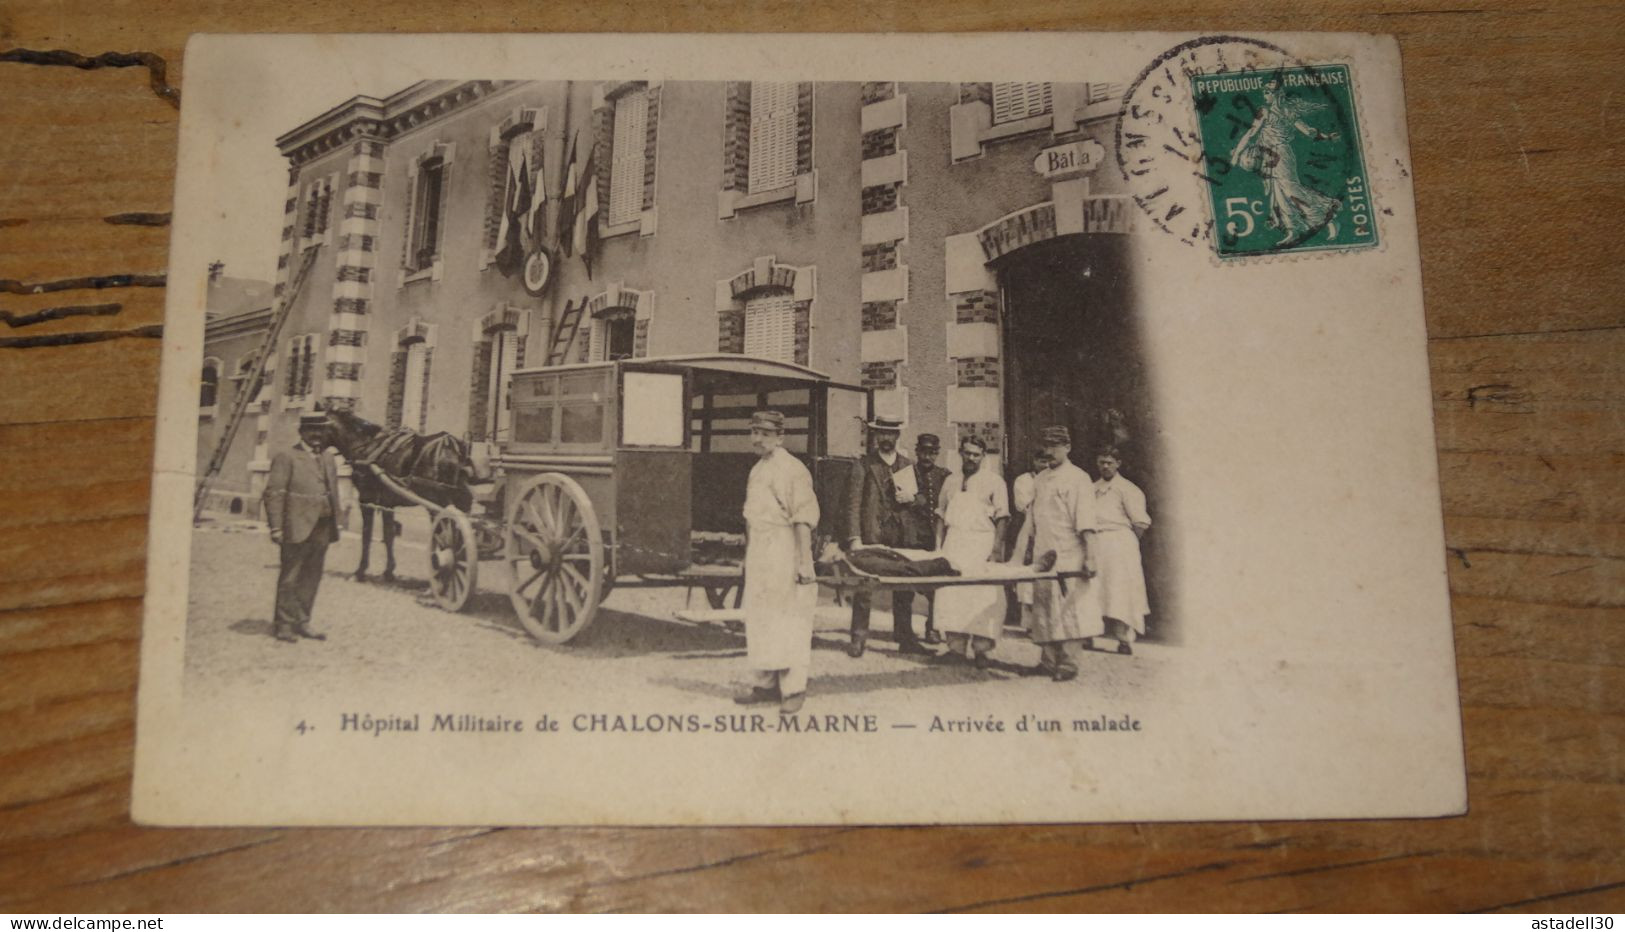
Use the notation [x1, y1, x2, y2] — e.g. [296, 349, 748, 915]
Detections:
[134, 32, 1465, 825]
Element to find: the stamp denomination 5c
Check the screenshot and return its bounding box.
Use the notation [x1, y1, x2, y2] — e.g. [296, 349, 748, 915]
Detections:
[1191, 64, 1377, 258]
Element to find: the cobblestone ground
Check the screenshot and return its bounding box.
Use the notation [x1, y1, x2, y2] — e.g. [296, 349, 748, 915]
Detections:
[185, 517, 1162, 721]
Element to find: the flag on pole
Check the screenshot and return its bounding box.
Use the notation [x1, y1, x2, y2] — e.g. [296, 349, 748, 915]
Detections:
[573, 141, 599, 280]
[494, 138, 539, 276]
[557, 129, 580, 258]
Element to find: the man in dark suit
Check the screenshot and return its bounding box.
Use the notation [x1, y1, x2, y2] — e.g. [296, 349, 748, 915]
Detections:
[843, 415, 929, 657]
[264, 411, 343, 643]
[899, 433, 953, 643]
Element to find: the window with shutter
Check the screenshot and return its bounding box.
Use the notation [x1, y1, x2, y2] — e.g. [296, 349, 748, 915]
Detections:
[606, 315, 636, 361]
[1087, 82, 1125, 104]
[748, 81, 798, 194]
[743, 294, 797, 363]
[284, 334, 317, 407]
[991, 82, 1053, 124]
[487, 329, 520, 441]
[409, 158, 446, 271]
[200, 359, 220, 412]
[609, 88, 648, 227]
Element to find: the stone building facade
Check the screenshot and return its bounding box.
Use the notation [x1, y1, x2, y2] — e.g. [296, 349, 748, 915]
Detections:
[211, 81, 1152, 505]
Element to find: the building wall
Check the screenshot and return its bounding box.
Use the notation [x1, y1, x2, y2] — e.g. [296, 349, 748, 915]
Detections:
[895, 81, 1136, 474]
[263, 80, 1140, 467]
[268, 142, 351, 459]
[375, 83, 554, 438]
[197, 323, 269, 503]
[570, 81, 863, 379]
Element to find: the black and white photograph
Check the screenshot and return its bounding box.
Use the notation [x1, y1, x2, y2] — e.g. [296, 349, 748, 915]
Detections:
[135, 32, 1465, 826]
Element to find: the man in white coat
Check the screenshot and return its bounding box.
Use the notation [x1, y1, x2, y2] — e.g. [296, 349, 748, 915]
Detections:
[934, 436, 1009, 669]
[1093, 447, 1152, 653]
[735, 410, 821, 714]
[1028, 425, 1102, 682]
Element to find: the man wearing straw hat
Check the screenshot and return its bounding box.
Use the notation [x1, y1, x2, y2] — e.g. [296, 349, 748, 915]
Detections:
[734, 410, 821, 714]
[842, 414, 931, 657]
[264, 408, 342, 644]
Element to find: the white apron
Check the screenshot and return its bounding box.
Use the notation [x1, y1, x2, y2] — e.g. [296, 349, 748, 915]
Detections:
[1094, 527, 1149, 633]
[741, 448, 820, 671]
[1094, 475, 1151, 633]
[1029, 462, 1103, 642]
[935, 471, 1008, 641]
[1011, 472, 1039, 606]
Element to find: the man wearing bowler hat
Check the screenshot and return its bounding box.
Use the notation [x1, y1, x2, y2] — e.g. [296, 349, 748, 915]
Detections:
[263, 408, 343, 644]
[843, 414, 930, 657]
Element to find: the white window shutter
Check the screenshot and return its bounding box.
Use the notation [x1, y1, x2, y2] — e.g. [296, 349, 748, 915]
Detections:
[743, 294, 796, 363]
[992, 82, 1053, 124]
[609, 89, 648, 226]
[401, 342, 428, 431]
[489, 330, 519, 440]
[748, 81, 798, 194]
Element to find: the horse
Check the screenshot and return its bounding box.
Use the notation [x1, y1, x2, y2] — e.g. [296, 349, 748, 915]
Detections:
[324, 407, 476, 582]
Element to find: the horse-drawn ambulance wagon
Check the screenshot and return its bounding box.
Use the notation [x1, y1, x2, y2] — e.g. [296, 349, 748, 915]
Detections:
[360, 354, 871, 644]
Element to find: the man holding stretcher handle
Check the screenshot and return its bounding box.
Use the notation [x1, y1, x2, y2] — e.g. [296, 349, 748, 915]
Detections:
[842, 415, 932, 658]
[734, 410, 819, 714]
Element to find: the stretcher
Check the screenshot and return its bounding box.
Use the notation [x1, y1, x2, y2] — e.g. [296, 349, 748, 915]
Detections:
[671, 553, 1091, 621]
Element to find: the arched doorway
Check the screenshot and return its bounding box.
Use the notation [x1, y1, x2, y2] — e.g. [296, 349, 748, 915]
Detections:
[994, 232, 1174, 642]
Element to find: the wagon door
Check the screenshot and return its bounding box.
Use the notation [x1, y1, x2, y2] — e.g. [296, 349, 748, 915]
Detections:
[812, 381, 871, 545]
[614, 364, 692, 575]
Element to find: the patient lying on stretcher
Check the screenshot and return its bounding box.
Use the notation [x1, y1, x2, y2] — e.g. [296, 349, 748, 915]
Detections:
[816, 542, 1050, 581]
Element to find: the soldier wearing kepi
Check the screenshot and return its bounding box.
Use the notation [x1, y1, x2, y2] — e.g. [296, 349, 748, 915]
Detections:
[735, 410, 821, 714]
[900, 433, 952, 644]
[263, 409, 343, 644]
[1028, 425, 1102, 681]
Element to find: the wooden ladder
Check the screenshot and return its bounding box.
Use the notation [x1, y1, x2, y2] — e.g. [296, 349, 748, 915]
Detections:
[191, 245, 322, 521]
[547, 298, 585, 365]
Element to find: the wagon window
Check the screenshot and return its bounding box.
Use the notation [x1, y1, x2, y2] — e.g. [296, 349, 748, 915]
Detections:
[560, 373, 604, 399]
[560, 404, 603, 445]
[622, 371, 685, 447]
[826, 384, 868, 458]
[512, 406, 554, 444]
[689, 385, 811, 454]
[518, 376, 555, 399]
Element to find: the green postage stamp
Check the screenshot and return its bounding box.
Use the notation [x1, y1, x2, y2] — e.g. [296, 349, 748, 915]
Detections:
[1190, 64, 1377, 259]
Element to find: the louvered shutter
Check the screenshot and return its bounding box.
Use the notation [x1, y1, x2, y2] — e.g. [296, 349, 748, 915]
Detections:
[991, 82, 1053, 124]
[401, 341, 428, 431]
[748, 81, 798, 194]
[1087, 82, 1125, 104]
[489, 329, 520, 440]
[299, 336, 317, 400]
[609, 89, 648, 226]
[743, 294, 796, 363]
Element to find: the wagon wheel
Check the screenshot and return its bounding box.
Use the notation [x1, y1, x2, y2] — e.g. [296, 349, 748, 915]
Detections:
[505, 473, 604, 643]
[427, 509, 479, 612]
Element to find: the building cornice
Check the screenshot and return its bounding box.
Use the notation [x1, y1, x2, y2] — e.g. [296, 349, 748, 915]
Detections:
[276, 80, 516, 168]
[205, 306, 273, 342]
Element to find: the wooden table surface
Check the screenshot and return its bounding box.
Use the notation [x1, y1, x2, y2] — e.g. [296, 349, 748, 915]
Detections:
[2, 1, 1621, 914]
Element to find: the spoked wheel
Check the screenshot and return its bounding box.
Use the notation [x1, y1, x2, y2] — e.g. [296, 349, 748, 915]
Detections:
[504, 473, 604, 643]
[427, 509, 479, 612]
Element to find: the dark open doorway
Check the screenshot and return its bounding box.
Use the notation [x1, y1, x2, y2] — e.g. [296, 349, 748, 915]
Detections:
[996, 232, 1175, 641]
